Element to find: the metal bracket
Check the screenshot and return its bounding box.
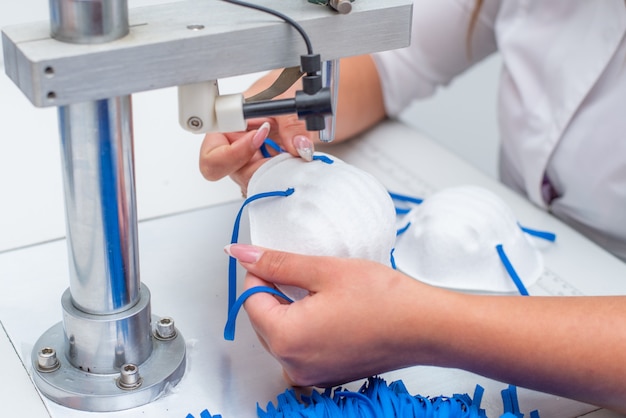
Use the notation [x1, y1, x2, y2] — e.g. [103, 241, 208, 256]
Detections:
[2, 0, 412, 107]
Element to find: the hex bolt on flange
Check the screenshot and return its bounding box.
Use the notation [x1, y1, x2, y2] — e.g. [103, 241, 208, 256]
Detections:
[37, 347, 60, 372]
[117, 364, 143, 390]
[155, 316, 177, 340]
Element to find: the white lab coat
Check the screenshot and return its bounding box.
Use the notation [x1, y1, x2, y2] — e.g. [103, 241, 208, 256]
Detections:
[373, 0, 626, 261]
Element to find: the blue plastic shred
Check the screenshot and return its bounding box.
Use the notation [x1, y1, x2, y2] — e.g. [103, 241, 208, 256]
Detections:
[186, 379, 542, 418]
[186, 409, 222, 418]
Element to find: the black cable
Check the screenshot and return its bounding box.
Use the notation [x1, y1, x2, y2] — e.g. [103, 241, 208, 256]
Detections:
[220, 0, 314, 55]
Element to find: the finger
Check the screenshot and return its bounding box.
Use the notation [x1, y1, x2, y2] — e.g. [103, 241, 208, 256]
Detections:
[199, 123, 270, 181]
[225, 244, 333, 292]
[248, 116, 317, 162]
[230, 158, 267, 196]
[271, 115, 317, 159]
[242, 272, 290, 344]
[199, 131, 255, 181]
[241, 274, 283, 319]
[242, 270, 273, 292]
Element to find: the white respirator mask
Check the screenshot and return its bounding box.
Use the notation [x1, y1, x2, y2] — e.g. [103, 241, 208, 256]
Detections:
[393, 185, 545, 294]
[246, 152, 397, 300]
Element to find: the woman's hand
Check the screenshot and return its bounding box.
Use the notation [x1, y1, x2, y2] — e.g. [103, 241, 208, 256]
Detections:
[224, 244, 439, 388]
[199, 118, 316, 194]
[199, 120, 269, 194]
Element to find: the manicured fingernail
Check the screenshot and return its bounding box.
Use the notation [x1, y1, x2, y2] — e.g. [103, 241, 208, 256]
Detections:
[293, 135, 314, 162]
[224, 244, 263, 263]
[252, 122, 271, 148]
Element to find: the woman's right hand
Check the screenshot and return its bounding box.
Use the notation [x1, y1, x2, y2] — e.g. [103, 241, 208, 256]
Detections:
[199, 117, 316, 195]
[199, 120, 272, 195]
[224, 244, 439, 388]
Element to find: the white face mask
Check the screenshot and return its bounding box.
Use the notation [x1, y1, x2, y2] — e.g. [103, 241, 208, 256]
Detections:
[393, 186, 544, 293]
[246, 152, 398, 300]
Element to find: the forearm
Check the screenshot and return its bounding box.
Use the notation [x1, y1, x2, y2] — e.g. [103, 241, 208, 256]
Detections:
[412, 290, 626, 412]
[332, 54, 386, 141]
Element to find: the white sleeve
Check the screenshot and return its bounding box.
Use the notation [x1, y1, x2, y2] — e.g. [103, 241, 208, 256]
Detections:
[372, 0, 499, 117]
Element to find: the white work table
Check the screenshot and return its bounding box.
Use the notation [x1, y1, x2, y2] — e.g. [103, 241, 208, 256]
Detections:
[2, 92, 626, 418]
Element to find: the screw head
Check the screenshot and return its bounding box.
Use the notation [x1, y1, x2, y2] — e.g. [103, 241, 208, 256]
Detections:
[37, 347, 60, 372]
[187, 116, 203, 130]
[117, 363, 143, 390]
[155, 317, 177, 340]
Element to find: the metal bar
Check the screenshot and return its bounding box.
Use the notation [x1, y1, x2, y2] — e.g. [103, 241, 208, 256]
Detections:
[243, 97, 297, 118]
[59, 97, 140, 314]
[1, 0, 412, 107]
[53, 0, 139, 315]
[319, 59, 340, 142]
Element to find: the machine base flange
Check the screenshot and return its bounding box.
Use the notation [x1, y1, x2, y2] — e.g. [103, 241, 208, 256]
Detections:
[30, 317, 186, 412]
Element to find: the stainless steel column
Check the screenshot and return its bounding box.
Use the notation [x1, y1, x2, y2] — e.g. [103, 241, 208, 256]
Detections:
[60, 97, 140, 315]
[30, 0, 186, 411]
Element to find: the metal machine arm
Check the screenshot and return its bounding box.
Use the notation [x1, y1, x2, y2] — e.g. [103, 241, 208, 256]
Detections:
[1, 0, 411, 412]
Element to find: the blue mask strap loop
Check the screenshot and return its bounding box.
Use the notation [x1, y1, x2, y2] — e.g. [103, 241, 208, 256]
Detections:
[228, 188, 294, 312]
[518, 223, 557, 242]
[260, 138, 286, 158]
[389, 190, 423, 215]
[390, 248, 397, 270]
[312, 154, 334, 164]
[388, 191, 424, 205]
[260, 138, 334, 165]
[495, 244, 529, 296]
[224, 286, 293, 341]
[396, 221, 412, 237]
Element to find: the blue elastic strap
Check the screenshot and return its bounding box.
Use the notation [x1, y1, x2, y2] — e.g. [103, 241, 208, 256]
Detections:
[396, 221, 411, 236]
[395, 207, 411, 215]
[260, 138, 334, 165]
[519, 224, 557, 242]
[261, 138, 285, 157]
[228, 188, 295, 312]
[389, 190, 423, 215]
[224, 286, 293, 341]
[259, 143, 272, 158]
[226, 188, 296, 341]
[312, 154, 334, 164]
[226, 152, 333, 341]
[496, 244, 530, 296]
[388, 191, 424, 205]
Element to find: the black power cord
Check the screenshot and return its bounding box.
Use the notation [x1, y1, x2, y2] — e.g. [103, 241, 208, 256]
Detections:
[220, 0, 314, 55]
